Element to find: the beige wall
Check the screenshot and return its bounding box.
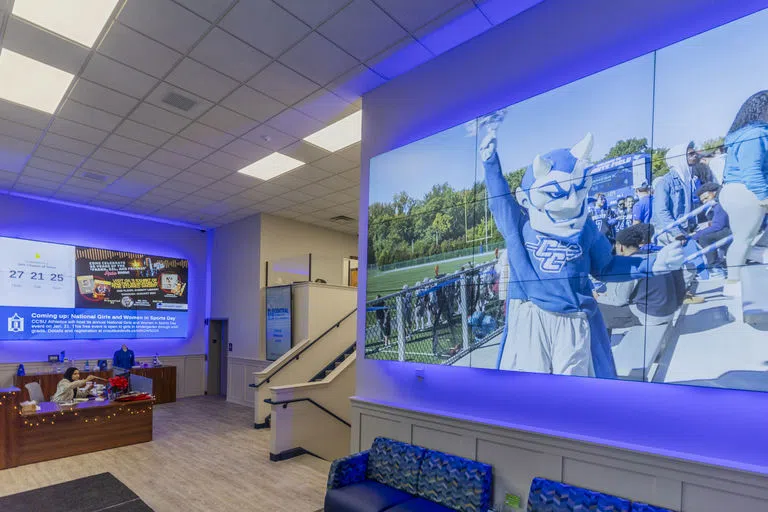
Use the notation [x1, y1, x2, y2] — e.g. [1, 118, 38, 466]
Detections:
[260, 214, 358, 287]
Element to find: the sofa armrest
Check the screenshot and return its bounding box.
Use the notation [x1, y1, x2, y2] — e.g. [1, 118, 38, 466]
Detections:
[327, 450, 370, 490]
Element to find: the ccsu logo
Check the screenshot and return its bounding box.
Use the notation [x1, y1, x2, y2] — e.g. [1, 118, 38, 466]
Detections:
[525, 236, 583, 273]
[8, 313, 24, 333]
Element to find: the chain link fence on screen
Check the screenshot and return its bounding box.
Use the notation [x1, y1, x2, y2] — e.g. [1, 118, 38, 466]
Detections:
[365, 260, 506, 365]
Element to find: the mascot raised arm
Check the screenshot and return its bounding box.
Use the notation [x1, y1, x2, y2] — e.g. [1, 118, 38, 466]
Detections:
[480, 113, 683, 378]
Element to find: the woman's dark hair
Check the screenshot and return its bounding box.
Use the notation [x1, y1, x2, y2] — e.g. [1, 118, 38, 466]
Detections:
[729, 91, 768, 134]
[63, 367, 78, 381]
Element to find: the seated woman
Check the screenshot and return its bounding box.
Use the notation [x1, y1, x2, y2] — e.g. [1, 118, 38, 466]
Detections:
[51, 367, 96, 403]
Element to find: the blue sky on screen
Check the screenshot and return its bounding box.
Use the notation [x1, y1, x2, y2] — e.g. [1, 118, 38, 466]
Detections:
[653, 8, 768, 150]
[368, 8, 768, 205]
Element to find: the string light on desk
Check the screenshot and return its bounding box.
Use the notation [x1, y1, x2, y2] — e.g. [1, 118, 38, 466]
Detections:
[19, 403, 153, 429]
[0, 390, 18, 407]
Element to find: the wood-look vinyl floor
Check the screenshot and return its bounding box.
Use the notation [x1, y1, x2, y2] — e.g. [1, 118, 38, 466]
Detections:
[0, 396, 330, 512]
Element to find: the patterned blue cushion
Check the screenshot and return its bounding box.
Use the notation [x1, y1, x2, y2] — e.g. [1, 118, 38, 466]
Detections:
[528, 478, 596, 511]
[328, 450, 370, 490]
[631, 503, 676, 512]
[367, 438, 426, 495]
[416, 449, 493, 512]
[596, 493, 631, 512]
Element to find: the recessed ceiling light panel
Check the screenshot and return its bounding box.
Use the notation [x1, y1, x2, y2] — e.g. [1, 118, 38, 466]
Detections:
[0, 49, 74, 114]
[12, 0, 119, 48]
[238, 153, 305, 181]
[303, 110, 362, 152]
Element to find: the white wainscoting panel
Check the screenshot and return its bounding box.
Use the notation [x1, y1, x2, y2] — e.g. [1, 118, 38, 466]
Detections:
[227, 357, 270, 407]
[351, 397, 768, 512]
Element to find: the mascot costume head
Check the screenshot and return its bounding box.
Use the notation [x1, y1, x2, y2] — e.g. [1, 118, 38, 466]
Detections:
[514, 133, 594, 239]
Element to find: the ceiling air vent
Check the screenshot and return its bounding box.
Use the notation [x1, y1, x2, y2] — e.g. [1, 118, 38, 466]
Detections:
[330, 215, 355, 223]
[81, 171, 107, 182]
[161, 91, 196, 112]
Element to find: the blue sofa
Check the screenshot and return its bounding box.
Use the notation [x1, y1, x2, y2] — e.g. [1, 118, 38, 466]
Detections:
[325, 437, 492, 512]
[527, 477, 676, 512]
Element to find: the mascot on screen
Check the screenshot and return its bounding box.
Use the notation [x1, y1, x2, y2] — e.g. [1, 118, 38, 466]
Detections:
[480, 112, 684, 378]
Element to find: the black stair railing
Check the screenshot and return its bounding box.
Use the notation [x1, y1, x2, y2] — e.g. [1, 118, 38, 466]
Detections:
[263, 397, 351, 427]
[250, 308, 357, 390]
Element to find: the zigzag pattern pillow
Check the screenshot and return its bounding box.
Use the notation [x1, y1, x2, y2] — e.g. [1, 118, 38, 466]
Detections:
[416, 450, 493, 512]
[366, 437, 425, 495]
[528, 477, 631, 511]
[327, 450, 369, 490]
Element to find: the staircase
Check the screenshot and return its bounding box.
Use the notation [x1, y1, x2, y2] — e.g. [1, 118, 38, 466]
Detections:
[309, 343, 356, 382]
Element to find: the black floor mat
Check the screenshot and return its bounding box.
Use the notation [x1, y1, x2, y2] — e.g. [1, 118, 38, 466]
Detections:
[0, 473, 153, 512]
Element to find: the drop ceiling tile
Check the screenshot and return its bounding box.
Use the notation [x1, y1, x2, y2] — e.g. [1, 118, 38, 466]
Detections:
[122, 202, 161, 213]
[219, 139, 271, 162]
[225, 173, 262, 188]
[92, 147, 142, 168]
[115, 119, 174, 146]
[219, 0, 310, 57]
[269, 172, 311, 190]
[135, 159, 181, 178]
[313, 153, 357, 173]
[375, 0, 462, 31]
[162, 137, 214, 160]
[414, 1, 491, 55]
[129, 103, 190, 133]
[275, 209, 303, 219]
[279, 32, 358, 85]
[132, 195, 172, 207]
[337, 142, 361, 165]
[295, 164, 333, 182]
[58, 101, 122, 132]
[0, 118, 42, 143]
[198, 106, 258, 136]
[204, 151, 249, 172]
[367, 36, 433, 79]
[161, 179, 201, 194]
[148, 148, 197, 170]
[280, 140, 328, 164]
[207, 180, 243, 195]
[281, 189, 317, 203]
[262, 196, 295, 209]
[146, 187, 186, 200]
[118, 0, 211, 53]
[185, 162, 231, 181]
[174, 195, 215, 209]
[265, 108, 324, 139]
[198, 201, 242, 216]
[191, 28, 271, 82]
[3, 16, 88, 75]
[339, 167, 361, 183]
[254, 181, 291, 196]
[22, 167, 70, 183]
[166, 58, 238, 103]
[81, 54, 158, 99]
[248, 62, 320, 106]
[33, 146, 84, 166]
[41, 133, 97, 156]
[294, 89, 356, 124]
[326, 64, 387, 103]
[317, 175, 356, 191]
[0, 99, 51, 129]
[72, 169, 119, 185]
[318, 0, 406, 61]
[103, 134, 156, 158]
[303, 196, 337, 209]
[273, 0, 349, 27]
[180, 122, 235, 150]
[65, 176, 111, 191]
[145, 83, 214, 120]
[55, 186, 101, 201]
[174, 172, 216, 187]
[13, 183, 56, 196]
[98, 23, 182, 78]
[236, 188, 270, 202]
[242, 125, 297, 151]
[175, 0, 234, 21]
[221, 86, 286, 123]
[300, 182, 338, 197]
[89, 192, 136, 205]
[26, 156, 73, 175]
[117, 170, 168, 187]
[81, 158, 131, 177]
[193, 187, 231, 201]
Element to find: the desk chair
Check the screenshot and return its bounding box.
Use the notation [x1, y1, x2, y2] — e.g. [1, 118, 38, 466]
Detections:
[25, 382, 45, 403]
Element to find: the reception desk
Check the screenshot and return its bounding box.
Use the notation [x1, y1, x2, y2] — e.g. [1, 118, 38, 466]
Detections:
[14, 366, 176, 405]
[0, 387, 153, 469]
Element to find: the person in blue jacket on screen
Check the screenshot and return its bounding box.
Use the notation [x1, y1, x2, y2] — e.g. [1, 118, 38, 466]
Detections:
[113, 344, 135, 369]
[480, 113, 684, 378]
[718, 91, 768, 297]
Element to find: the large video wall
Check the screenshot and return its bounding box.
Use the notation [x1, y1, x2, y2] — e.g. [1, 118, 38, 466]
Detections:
[365, 9, 768, 392]
[0, 237, 188, 339]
